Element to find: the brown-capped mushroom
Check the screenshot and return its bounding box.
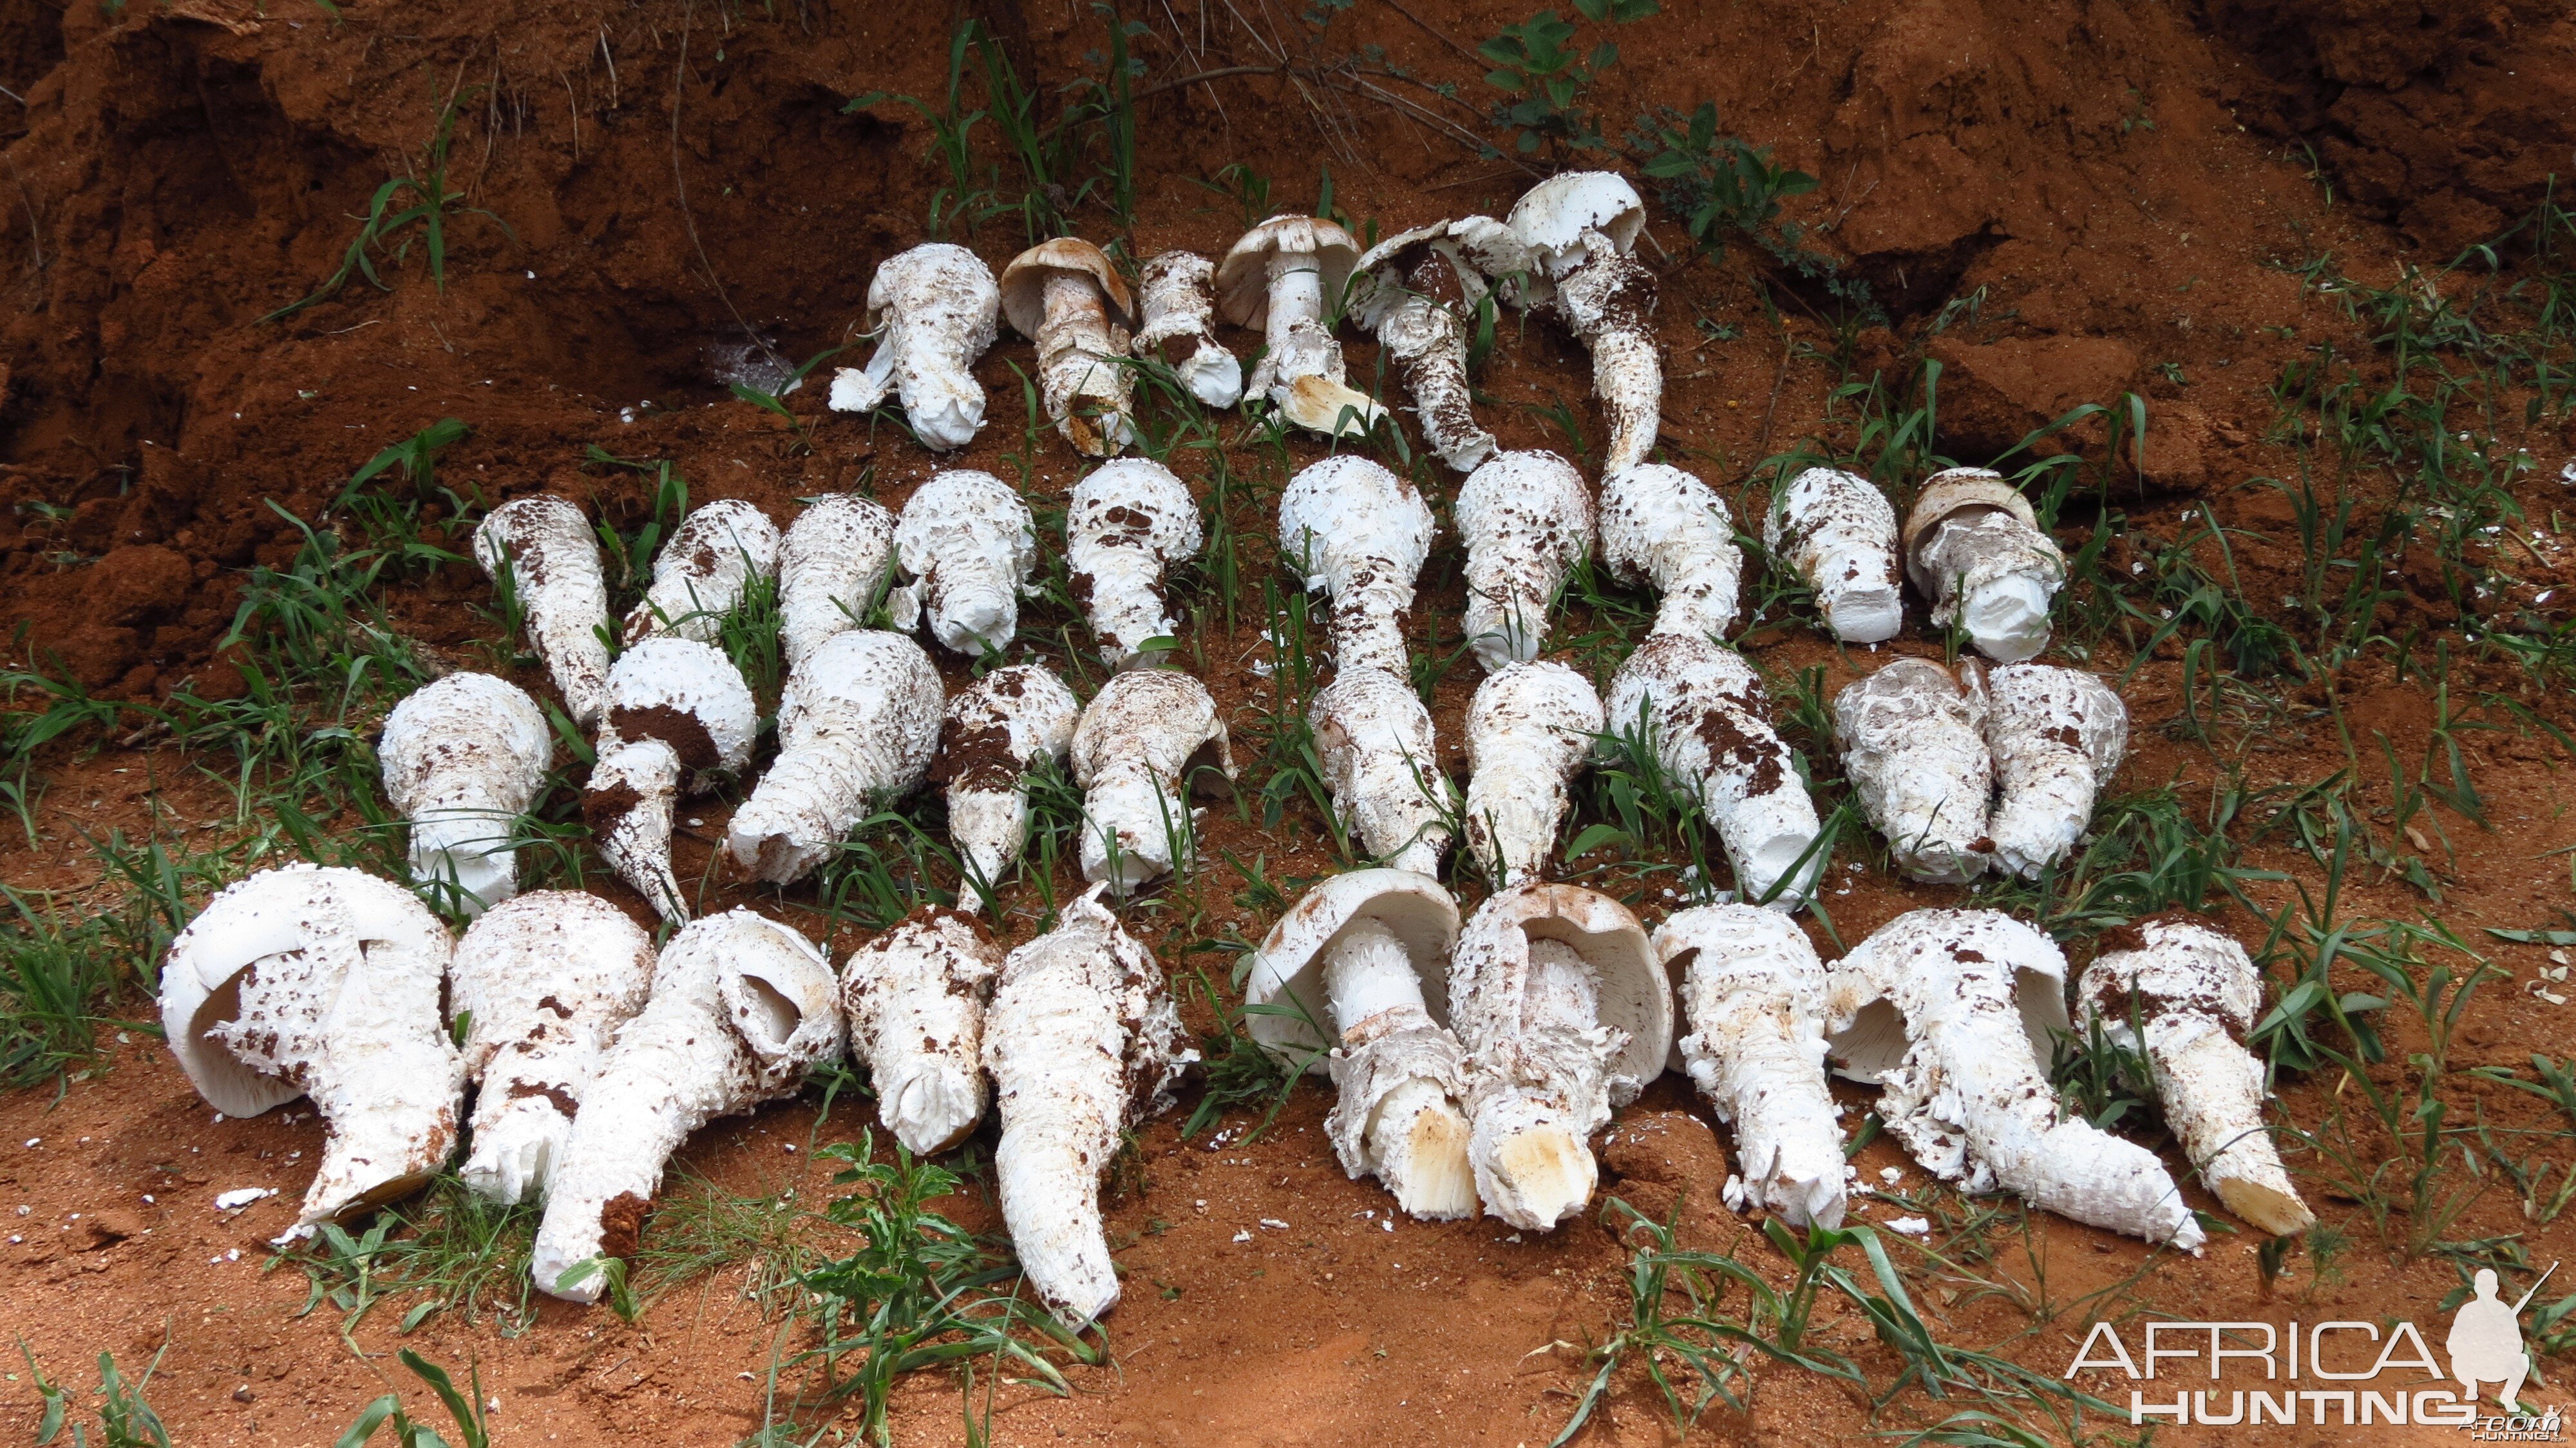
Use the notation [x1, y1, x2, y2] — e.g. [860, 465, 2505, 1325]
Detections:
[1001, 238, 1138, 457]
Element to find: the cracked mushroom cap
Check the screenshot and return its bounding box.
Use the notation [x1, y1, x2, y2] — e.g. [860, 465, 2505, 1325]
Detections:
[1823, 908, 2071, 1086]
[1244, 869, 1460, 1071]
[1900, 470, 2041, 584]
[1505, 171, 1645, 276]
[1215, 215, 1362, 329]
[1450, 882, 1671, 1096]
[999, 237, 1137, 341]
[1345, 222, 1488, 328]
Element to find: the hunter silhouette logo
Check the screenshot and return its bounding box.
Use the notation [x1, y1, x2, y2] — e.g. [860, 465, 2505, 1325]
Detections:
[2450, 1264, 2553, 1414]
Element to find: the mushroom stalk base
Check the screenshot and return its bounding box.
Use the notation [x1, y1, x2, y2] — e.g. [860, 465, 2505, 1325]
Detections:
[1551, 240, 1662, 474]
[1037, 272, 1133, 457]
[1468, 939, 1611, 1230]
[1381, 296, 1493, 472]
[587, 739, 687, 924]
[1316, 918, 1480, 1219]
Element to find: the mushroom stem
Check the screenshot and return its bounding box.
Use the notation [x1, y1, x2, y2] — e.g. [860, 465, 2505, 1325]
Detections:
[1463, 662, 1602, 886]
[1311, 667, 1454, 876]
[585, 739, 688, 923]
[1037, 271, 1133, 455]
[1314, 919, 1476, 1219]
[1661, 905, 1845, 1227]
[473, 496, 614, 729]
[1766, 468, 1902, 643]
[1261, 251, 1332, 387]
[1133, 251, 1241, 408]
[1376, 290, 1492, 473]
[1323, 916, 1435, 1029]
[1551, 241, 1662, 473]
[1471, 938, 1607, 1231]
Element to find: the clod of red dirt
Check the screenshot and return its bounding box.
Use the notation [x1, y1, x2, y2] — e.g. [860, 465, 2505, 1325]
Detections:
[1596, 1104, 1739, 1240]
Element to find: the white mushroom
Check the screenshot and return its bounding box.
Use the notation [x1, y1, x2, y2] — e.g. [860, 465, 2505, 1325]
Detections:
[584, 636, 759, 924]
[840, 907, 1006, 1157]
[777, 493, 898, 676]
[935, 664, 1082, 893]
[1215, 214, 1388, 436]
[1902, 469, 2067, 663]
[828, 242, 999, 451]
[1656, 905, 1845, 1228]
[983, 884, 1190, 1324]
[1974, 662, 2128, 879]
[1245, 871, 1475, 1219]
[1462, 660, 1602, 886]
[621, 499, 780, 646]
[1276, 455, 1435, 674]
[1824, 908, 2204, 1250]
[450, 891, 657, 1205]
[1764, 467, 1902, 643]
[887, 470, 1037, 658]
[2079, 917, 2312, 1237]
[158, 864, 461, 1239]
[1505, 173, 1662, 474]
[726, 631, 944, 886]
[1346, 221, 1506, 472]
[533, 908, 843, 1301]
[1598, 462, 1742, 642]
[1448, 883, 1671, 1231]
[1605, 634, 1826, 907]
[1833, 658, 1991, 885]
[1311, 666, 1454, 876]
[379, 673, 552, 915]
[473, 495, 614, 729]
[1067, 459, 1203, 669]
[1001, 238, 1138, 457]
[1068, 669, 1233, 893]
[1132, 250, 1242, 408]
[1457, 450, 1595, 671]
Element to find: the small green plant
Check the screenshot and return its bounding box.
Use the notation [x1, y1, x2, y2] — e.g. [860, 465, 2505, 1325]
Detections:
[335, 1349, 491, 1448]
[265, 88, 513, 321]
[23, 1342, 171, 1448]
[1478, 0, 1659, 157]
[1633, 102, 1817, 262]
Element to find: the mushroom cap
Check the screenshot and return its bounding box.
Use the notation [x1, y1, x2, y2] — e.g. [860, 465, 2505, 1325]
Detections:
[1350, 222, 1451, 280]
[1244, 869, 1459, 1070]
[601, 636, 759, 775]
[1899, 468, 2040, 560]
[999, 237, 1137, 341]
[1454, 882, 1671, 1092]
[1214, 214, 1361, 329]
[1505, 172, 1645, 266]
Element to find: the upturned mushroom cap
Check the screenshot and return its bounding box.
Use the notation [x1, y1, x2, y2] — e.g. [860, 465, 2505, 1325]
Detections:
[1505, 172, 1645, 277]
[1245, 870, 1460, 1069]
[1215, 214, 1361, 329]
[1899, 468, 2040, 574]
[1450, 882, 1671, 1096]
[999, 237, 1137, 340]
[1823, 908, 2069, 1087]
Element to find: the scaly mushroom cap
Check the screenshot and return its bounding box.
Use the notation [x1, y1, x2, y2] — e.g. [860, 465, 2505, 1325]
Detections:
[1345, 221, 1503, 327]
[841, 906, 1007, 1156]
[598, 636, 760, 777]
[725, 630, 945, 885]
[1215, 214, 1361, 329]
[1598, 462, 1743, 642]
[1278, 456, 1437, 674]
[779, 493, 899, 675]
[934, 663, 1081, 890]
[1450, 883, 1670, 1103]
[889, 470, 1038, 658]
[1974, 662, 2127, 879]
[1834, 657, 1992, 885]
[1463, 660, 1604, 886]
[1311, 665, 1455, 877]
[999, 237, 1137, 339]
[623, 499, 781, 646]
[1068, 669, 1235, 890]
[1604, 634, 1826, 907]
[1764, 466, 1902, 643]
[379, 672, 553, 913]
[1066, 458, 1204, 668]
[831, 243, 1001, 450]
[473, 495, 614, 729]
[1245, 869, 1460, 1068]
[1456, 450, 1595, 671]
[451, 891, 658, 1205]
[1505, 171, 1645, 279]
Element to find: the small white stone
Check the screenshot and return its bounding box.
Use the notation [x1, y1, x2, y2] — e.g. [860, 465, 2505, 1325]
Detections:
[1887, 1215, 1931, 1236]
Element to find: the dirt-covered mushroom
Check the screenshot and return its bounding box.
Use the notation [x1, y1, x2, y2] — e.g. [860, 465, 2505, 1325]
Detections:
[840, 907, 1005, 1157]
[1655, 905, 1844, 1227]
[1764, 466, 1902, 643]
[379, 672, 551, 914]
[1505, 172, 1661, 473]
[1975, 662, 2128, 879]
[1001, 238, 1139, 457]
[450, 891, 657, 1205]
[983, 884, 1191, 1324]
[585, 636, 758, 924]
[1605, 634, 1826, 906]
[1277, 455, 1436, 674]
[1457, 450, 1595, 671]
[622, 499, 781, 646]
[1067, 458, 1203, 669]
[1448, 883, 1671, 1230]
[1069, 669, 1233, 893]
[1245, 870, 1475, 1219]
[1825, 908, 2204, 1249]
[888, 470, 1038, 658]
[1346, 221, 1502, 472]
[1902, 469, 2066, 663]
[726, 631, 943, 886]
[1834, 657, 1991, 884]
[1599, 462, 1742, 642]
[1216, 214, 1388, 436]
[778, 493, 898, 676]
[533, 908, 843, 1301]
[1312, 666, 1455, 876]
[159, 864, 462, 1239]
[936, 664, 1082, 893]
[1462, 660, 1602, 886]
[828, 242, 999, 451]
[2079, 917, 2311, 1236]
[1132, 250, 1242, 408]
[474, 495, 614, 729]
